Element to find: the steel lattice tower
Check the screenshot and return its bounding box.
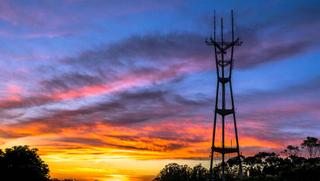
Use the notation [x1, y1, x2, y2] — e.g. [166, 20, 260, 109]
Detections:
[206, 10, 242, 181]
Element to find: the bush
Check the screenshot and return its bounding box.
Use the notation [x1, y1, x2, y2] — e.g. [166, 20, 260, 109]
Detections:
[0, 145, 49, 181]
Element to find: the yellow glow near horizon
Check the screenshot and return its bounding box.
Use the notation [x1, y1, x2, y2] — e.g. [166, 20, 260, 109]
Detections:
[0, 119, 284, 181]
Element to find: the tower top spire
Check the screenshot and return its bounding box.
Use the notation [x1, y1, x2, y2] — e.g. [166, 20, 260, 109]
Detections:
[206, 10, 242, 54]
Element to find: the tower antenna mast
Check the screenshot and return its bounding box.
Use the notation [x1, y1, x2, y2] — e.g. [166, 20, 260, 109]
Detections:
[206, 10, 243, 181]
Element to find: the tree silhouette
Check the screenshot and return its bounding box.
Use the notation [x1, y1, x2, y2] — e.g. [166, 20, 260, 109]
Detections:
[301, 137, 319, 158]
[153, 163, 209, 181]
[190, 164, 209, 181]
[282, 145, 300, 157]
[0, 145, 49, 181]
[153, 163, 191, 181]
[154, 136, 320, 181]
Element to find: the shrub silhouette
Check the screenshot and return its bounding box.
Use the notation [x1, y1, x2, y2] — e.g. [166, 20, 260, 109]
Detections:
[0, 145, 49, 181]
[154, 136, 320, 181]
[153, 163, 208, 181]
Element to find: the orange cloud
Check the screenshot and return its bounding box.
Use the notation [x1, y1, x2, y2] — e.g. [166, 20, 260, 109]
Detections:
[0, 116, 286, 181]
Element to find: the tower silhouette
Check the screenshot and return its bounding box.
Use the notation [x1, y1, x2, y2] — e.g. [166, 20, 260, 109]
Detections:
[206, 10, 242, 181]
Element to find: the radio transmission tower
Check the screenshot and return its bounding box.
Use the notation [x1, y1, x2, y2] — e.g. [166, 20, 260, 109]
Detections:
[206, 10, 243, 181]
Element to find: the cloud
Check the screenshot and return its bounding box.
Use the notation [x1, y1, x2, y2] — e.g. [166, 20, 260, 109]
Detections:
[234, 76, 320, 146]
[13, 2, 317, 112]
[0, 0, 183, 39]
[40, 72, 105, 93]
[16, 88, 209, 127]
[64, 17, 320, 72]
[5, 80, 312, 157]
[0, 96, 52, 109]
[63, 32, 211, 70]
[0, 64, 193, 109]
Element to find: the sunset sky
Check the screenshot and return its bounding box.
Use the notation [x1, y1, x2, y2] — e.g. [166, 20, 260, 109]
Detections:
[0, 0, 319, 180]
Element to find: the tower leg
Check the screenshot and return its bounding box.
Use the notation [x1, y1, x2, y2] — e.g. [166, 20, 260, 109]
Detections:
[210, 80, 220, 181]
[229, 81, 243, 177]
[209, 118, 217, 181]
[221, 115, 225, 181]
